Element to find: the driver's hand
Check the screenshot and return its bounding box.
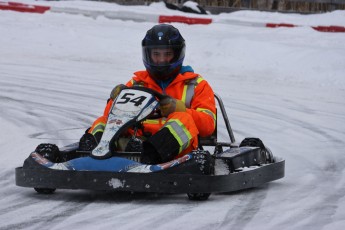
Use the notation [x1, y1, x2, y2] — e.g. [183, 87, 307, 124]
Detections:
[110, 84, 126, 100]
[160, 96, 186, 117]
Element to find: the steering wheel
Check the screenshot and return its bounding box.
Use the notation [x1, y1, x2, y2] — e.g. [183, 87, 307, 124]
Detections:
[108, 86, 166, 154]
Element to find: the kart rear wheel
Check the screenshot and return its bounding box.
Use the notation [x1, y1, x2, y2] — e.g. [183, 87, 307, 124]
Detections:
[240, 137, 272, 164]
[34, 188, 56, 194]
[187, 193, 211, 201]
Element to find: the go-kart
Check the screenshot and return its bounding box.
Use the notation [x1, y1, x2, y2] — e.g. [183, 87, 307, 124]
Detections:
[15, 87, 285, 200]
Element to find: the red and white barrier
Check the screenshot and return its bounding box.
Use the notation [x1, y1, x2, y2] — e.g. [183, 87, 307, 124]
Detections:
[159, 15, 212, 25]
[1, 1, 344, 32]
[0, 1, 50, 13]
[266, 22, 345, 32]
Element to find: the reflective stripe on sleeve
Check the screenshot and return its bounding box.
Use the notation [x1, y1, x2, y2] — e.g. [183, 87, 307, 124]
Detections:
[143, 118, 167, 125]
[91, 123, 106, 135]
[196, 108, 216, 128]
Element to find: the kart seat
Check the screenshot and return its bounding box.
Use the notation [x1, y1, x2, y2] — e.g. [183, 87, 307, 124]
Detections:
[198, 93, 236, 152]
[199, 126, 218, 146]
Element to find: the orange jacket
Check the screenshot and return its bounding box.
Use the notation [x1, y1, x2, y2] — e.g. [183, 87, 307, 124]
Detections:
[97, 69, 216, 139]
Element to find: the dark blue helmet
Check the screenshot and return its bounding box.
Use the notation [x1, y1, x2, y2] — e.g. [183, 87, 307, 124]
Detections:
[142, 24, 186, 80]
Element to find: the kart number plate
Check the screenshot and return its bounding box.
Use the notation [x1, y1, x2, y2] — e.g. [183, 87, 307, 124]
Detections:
[114, 89, 153, 112]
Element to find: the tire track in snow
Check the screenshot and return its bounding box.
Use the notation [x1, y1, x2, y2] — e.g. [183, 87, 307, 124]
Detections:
[0, 66, 101, 144]
[0, 195, 94, 230]
[222, 94, 345, 229]
[0, 63, 103, 229]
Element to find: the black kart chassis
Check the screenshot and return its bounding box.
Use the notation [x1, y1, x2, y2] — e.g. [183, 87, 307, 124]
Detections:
[16, 161, 284, 194]
[16, 93, 285, 194]
[15, 147, 285, 194]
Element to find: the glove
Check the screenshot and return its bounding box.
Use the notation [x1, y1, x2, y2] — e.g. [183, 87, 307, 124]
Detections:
[160, 95, 186, 117]
[110, 84, 126, 100]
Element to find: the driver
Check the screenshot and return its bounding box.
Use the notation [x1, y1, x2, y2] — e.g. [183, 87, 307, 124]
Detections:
[80, 24, 216, 164]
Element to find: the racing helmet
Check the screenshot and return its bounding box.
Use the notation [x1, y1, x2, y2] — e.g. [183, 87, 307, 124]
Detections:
[142, 24, 186, 80]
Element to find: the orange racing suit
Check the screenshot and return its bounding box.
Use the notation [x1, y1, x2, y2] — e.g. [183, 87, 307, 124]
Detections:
[88, 66, 216, 159]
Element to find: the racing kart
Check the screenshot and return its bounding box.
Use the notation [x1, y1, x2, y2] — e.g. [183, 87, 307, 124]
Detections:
[15, 87, 285, 200]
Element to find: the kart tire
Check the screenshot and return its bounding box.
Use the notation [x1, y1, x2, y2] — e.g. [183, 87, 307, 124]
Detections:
[35, 143, 60, 162]
[34, 188, 56, 194]
[240, 138, 272, 164]
[187, 193, 211, 201]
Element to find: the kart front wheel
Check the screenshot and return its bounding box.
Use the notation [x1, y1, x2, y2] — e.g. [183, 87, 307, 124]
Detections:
[187, 193, 211, 201]
[34, 188, 56, 194]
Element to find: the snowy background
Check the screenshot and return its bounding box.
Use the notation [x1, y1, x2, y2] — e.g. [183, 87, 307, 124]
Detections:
[1, 1, 345, 229]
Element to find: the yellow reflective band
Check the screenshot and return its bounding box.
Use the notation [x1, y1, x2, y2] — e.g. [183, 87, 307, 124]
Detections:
[196, 76, 204, 83]
[164, 119, 192, 153]
[181, 84, 188, 104]
[196, 108, 216, 127]
[143, 118, 166, 125]
[91, 123, 106, 135]
[143, 119, 160, 125]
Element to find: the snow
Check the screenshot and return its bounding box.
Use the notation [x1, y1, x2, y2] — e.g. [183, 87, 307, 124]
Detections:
[108, 178, 125, 188]
[183, 1, 202, 13]
[1, 0, 345, 229]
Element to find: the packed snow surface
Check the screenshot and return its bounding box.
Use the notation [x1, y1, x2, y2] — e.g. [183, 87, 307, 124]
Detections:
[1, 1, 345, 229]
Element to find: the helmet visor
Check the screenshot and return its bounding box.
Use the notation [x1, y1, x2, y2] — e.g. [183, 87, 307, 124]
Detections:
[142, 45, 186, 68]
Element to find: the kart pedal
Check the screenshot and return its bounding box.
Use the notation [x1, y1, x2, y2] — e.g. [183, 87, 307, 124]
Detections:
[125, 138, 143, 152]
